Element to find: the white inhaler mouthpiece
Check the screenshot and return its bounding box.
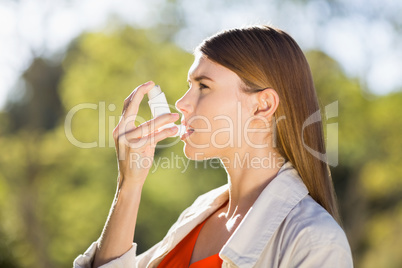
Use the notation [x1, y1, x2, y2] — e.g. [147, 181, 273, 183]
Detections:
[147, 85, 186, 137]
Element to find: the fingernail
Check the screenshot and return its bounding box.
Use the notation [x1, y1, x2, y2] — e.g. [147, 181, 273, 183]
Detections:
[172, 113, 180, 119]
[170, 126, 178, 132]
[144, 81, 152, 85]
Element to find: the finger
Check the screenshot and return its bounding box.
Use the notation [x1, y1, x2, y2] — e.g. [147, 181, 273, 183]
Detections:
[121, 81, 154, 116]
[127, 125, 178, 149]
[124, 113, 180, 140]
[117, 81, 155, 137]
[122, 90, 136, 114]
[152, 126, 179, 143]
[122, 83, 144, 114]
[122, 81, 155, 121]
[148, 125, 179, 146]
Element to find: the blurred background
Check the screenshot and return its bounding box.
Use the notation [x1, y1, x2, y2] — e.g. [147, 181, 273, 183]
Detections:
[0, 0, 401, 267]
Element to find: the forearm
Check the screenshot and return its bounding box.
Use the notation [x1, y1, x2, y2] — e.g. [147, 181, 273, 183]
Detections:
[93, 179, 144, 268]
[90, 82, 177, 267]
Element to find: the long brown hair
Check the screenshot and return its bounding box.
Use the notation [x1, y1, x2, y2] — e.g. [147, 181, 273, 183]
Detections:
[198, 25, 340, 223]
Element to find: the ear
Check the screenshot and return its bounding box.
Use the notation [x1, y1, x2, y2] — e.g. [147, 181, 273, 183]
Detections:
[254, 88, 279, 118]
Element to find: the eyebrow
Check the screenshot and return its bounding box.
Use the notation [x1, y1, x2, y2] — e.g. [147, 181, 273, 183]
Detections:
[187, 75, 214, 83]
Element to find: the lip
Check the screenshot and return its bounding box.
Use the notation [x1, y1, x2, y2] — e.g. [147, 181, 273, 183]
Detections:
[181, 120, 195, 131]
[181, 120, 188, 128]
[180, 120, 195, 140]
[180, 129, 194, 140]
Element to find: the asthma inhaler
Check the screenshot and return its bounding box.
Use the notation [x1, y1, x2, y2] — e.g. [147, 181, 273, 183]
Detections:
[147, 85, 186, 137]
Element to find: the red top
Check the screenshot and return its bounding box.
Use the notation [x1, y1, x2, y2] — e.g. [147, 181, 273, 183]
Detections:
[157, 219, 223, 268]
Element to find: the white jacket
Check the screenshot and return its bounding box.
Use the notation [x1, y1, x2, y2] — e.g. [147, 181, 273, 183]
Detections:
[74, 161, 353, 267]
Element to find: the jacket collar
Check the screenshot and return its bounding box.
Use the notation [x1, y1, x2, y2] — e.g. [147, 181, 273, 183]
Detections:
[220, 161, 309, 267]
[148, 161, 308, 267]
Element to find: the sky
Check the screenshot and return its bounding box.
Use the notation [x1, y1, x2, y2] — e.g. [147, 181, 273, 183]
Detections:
[0, 0, 401, 110]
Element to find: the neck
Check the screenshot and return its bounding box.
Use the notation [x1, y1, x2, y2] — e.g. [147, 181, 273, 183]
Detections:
[220, 148, 285, 219]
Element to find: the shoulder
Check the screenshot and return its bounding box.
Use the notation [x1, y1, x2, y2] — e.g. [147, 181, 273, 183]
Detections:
[284, 195, 347, 246]
[279, 195, 353, 267]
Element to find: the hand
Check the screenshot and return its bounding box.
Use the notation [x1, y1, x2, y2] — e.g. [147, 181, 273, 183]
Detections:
[113, 81, 179, 188]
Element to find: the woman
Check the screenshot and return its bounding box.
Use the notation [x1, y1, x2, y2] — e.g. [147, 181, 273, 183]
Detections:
[74, 25, 353, 267]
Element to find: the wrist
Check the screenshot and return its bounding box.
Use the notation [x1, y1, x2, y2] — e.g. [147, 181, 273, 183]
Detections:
[117, 171, 146, 188]
[113, 183, 143, 215]
[116, 175, 144, 199]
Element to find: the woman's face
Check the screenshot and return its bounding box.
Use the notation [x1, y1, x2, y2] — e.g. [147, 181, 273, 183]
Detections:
[176, 54, 260, 160]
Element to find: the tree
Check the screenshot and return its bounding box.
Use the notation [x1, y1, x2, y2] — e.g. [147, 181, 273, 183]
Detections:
[307, 50, 402, 268]
[0, 25, 225, 267]
[1, 25, 401, 268]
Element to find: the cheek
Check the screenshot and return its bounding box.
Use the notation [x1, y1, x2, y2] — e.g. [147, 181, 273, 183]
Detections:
[211, 118, 232, 142]
[213, 102, 252, 145]
[207, 103, 240, 146]
[186, 96, 243, 150]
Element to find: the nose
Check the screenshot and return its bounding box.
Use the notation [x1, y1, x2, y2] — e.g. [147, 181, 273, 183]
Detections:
[175, 90, 194, 116]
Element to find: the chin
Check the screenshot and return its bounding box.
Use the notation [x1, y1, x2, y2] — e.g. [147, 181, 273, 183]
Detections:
[182, 143, 215, 161]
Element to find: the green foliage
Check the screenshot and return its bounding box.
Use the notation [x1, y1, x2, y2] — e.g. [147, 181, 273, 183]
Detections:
[307, 50, 402, 268]
[0, 27, 401, 268]
[0, 26, 211, 267]
[59, 26, 229, 259]
[5, 58, 63, 133]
